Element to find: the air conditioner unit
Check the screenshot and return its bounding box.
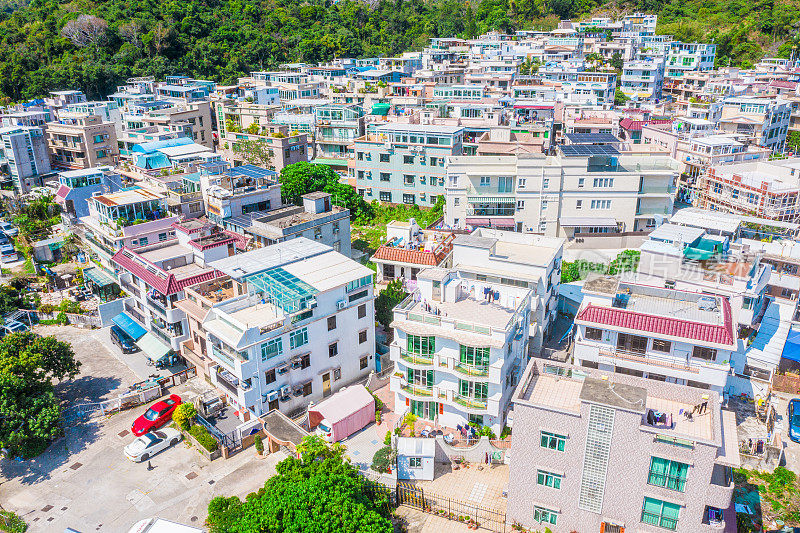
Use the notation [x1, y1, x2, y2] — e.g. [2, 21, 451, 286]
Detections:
[280, 385, 292, 398]
[337, 299, 346, 310]
[265, 390, 279, 402]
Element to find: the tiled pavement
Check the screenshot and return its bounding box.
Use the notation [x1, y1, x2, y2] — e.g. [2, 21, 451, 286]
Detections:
[414, 463, 509, 513]
[395, 506, 500, 533]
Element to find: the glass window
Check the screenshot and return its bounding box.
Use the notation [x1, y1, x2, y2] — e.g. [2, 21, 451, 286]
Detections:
[459, 345, 489, 367]
[360, 356, 368, 370]
[652, 339, 672, 353]
[289, 327, 308, 349]
[540, 430, 566, 451]
[409, 457, 422, 468]
[358, 304, 367, 319]
[536, 470, 562, 489]
[533, 506, 558, 525]
[692, 346, 717, 361]
[641, 497, 680, 530]
[327, 316, 336, 331]
[261, 338, 282, 361]
[328, 342, 338, 358]
[648, 457, 689, 492]
[585, 327, 602, 341]
[407, 335, 435, 354]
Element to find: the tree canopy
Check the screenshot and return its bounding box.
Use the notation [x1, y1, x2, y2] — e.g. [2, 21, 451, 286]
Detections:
[206, 435, 392, 533]
[0, 332, 80, 458]
[279, 162, 372, 219]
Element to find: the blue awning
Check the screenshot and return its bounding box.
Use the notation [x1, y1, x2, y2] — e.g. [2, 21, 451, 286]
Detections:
[111, 312, 147, 340]
[783, 329, 800, 363]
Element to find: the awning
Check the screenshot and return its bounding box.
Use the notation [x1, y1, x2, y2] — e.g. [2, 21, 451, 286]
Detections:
[783, 329, 800, 363]
[467, 196, 515, 203]
[83, 267, 116, 288]
[136, 332, 172, 362]
[465, 217, 491, 226]
[310, 158, 347, 167]
[559, 217, 618, 228]
[371, 103, 391, 115]
[491, 218, 516, 228]
[111, 312, 147, 340]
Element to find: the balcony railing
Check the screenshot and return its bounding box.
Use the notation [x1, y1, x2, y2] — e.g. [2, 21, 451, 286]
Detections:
[453, 362, 490, 377]
[399, 351, 434, 366]
[400, 383, 433, 397]
[453, 394, 488, 410]
[598, 346, 700, 373]
[216, 368, 250, 395]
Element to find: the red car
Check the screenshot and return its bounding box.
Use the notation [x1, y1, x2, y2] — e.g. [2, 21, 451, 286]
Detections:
[132, 395, 182, 436]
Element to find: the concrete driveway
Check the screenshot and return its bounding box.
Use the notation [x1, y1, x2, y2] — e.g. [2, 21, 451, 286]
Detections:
[772, 392, 800, 473]
[0, 325, 286, 532]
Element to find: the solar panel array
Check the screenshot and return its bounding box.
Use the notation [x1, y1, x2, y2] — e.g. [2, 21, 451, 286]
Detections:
[560, 144, 620, 156]
[565, 132, 621, 144]
[224, 164, 278, 179]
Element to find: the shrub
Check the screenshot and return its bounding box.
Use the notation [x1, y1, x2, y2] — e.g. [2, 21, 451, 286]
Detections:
[0, 510, 27, 533]
[37, 303, 55, 314]
[254, 434, 264, 454]
[189, 424, 218, 452]
[55, 311, 68, 325]
[371, 446, 392, 473]
[403, 413, 417, 427]
[172, 403, 197, 431]
[383, 431, 392, 446]
[371, 391, 384, 412]
[500, 426, 512, 439]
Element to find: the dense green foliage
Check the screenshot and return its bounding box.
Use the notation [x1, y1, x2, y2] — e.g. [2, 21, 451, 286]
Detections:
[0, 0, 795, 102]
[172, 402, 196, 431]
[0, 510, 27, 533]
[206, 435, 392, 533]
[735, 466, 800, 525]
[375, 279, 406, 329]
[371, 445, 392, 473]
[279, 162, 372, 219]
[561, 250, 640, 283]
[188, 423, 218, 452]
[0, 332, 80, 458]
[12, 196, 61, 240]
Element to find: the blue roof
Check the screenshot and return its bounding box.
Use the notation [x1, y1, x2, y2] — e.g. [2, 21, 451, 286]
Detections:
[224, 164, 278, 179]
[132, 137, 194, 154]
[112, 312, 147, 340]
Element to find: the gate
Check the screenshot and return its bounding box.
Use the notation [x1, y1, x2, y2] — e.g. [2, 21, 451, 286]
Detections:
[396, 481, 426, 509]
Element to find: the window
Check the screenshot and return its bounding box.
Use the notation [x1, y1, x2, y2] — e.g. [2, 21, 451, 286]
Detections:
[289, 328, 308, 349]
[498, 176, 513, 193]
[459, 345, 489, 367]
[409, 457, 422, 468]
[300, 353, 311, 369]
[469, 414, 483, 425]
[403, 155, 414, 164]
[359, 330, 368, 344]
[328, 316, 337, 331]
[329, 342, 338, 358]
[518, 177, 526, 188]
[403, 193, 416, 204]
[692, 346, 717, 361]
[349, 289, 369, 302]
[648, 457, 689, 492]
[585, 327, 602, 341]
[540, 430, 566, 451]
[652, 339, 672, 353]
[334, 368, 342, 381]
[542, 178, 549, 188]
[576, 199, 583, 209]
[533, 506, 558, 525]
[641, 497, 680, 530]
[303, 382, 313, 396]
[541, 200, 548, 210]
[517, 200, 525, 210]
[380, 172, 390, 182]
[380, 153, 390, 162]
[458, 380, 487, 400]
[265, 368, 276, 384]
[578, 177, 585, 187]
[407, 335, 435, 354]
[536, 469, 563, 489]
[479, 176, 491, 187]
[591, 199, 612, 209]
[261, 338, 282, 361]
[358, 304, 367, 319]
[360, 355, 368, 370]
[379, 192, 392, 202]
[158, 232, 168, 242]
[593, 178, 614, 187]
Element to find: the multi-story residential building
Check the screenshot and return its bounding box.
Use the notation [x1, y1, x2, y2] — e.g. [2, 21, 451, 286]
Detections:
[313, 103, 365, 168]
[225, 192, 351, 256]
[535, 71, 617, 103]
[389, 262, 532, 434]
[714, 97, 790, 153]
[80, 187, 176, 275]
[573, 276, 736, 392]
[353, 123, 463, 205]
[45, 90, 87, 110]
[199, 163, 282, 227]
[177, 238, 376, 418]
[445, 145, 679, 238]
[507, 358, 738, 533]
[665, 42, 717, 79]
[62, 100, 122, 133]
[218, 124, 308, 171]
[698, 158, 800, 222]
[120, 100, 214, 150]
[54, 166, 124, 221]
[620, 59, 665, 100]
[0, 125, 52, 194]
[46, 113, 119, 170]
[371, 218, 455, 285]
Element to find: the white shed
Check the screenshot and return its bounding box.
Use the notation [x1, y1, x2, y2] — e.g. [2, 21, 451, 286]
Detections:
[396, 437, 435, 481]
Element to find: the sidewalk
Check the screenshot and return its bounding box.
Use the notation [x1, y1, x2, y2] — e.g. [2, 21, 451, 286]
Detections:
[395, 506, 498, 533]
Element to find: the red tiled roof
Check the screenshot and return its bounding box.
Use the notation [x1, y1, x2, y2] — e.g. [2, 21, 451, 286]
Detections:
[619, 118, 673, 131]
[189, 234, 236, 251]
[223, 229, 251, 251]
[576, 299, 734, 346]
[769, 80, 797, 89]
[371, 245, 450, 267]
[111, 247, 222, 296]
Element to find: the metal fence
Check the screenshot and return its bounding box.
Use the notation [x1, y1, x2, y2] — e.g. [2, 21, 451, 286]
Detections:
[15, 309, 100, 328]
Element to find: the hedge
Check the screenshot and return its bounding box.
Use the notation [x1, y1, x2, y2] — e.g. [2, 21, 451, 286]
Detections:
[189, 424, 218, 452]
[0, 510, 27, 533]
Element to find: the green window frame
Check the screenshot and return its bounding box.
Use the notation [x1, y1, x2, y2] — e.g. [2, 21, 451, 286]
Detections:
[459, 345, 489, 367]
[407, 368, 433, 386]
[260, 338, 283, 361]
[533, 505, 557, 525]
[407, 335, 435, 355]
[648, 457, 689, 492]
[536, 470, 562, 489]
[289, 327, 308, 349]
[458, 379, 487, 399]
[641, 497, 680, 530]
[540, 430, 566, 452]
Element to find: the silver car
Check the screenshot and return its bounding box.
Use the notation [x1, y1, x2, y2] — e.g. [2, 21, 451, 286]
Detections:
[123, 428, 182, 462]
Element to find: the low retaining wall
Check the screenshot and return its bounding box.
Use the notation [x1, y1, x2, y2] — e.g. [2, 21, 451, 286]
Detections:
[433, 436, 507, 464]
[180, 427, 222, 461]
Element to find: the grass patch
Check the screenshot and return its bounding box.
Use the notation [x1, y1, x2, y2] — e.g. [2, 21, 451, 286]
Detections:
[188, 424, 218, 452]
[735, 467, 800, 526]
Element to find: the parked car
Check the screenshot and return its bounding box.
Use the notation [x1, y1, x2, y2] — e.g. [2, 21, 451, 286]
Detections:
[111, 325, 139, 353]
[124, 428, 182, 462]
[0, 243, 17, 263]
[131, 395, 182, 436]
[0, 221, 18, 237]
[0, 233, 11, 246]
[788, 398, 800, 443]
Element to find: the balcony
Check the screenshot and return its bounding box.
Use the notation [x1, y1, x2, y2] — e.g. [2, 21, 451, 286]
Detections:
[399, 381, 434, 398]
[147, 295, 167, 317]
[216, 367, 251, 396]
[706, 464, 734, 510]
[399, 350, 434, 366]
[598, 346, 700, 373]
[453, 362, 490, 378]
[453, 394, 488, 410]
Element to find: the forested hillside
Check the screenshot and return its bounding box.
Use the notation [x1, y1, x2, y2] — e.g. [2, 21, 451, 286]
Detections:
[0, 0, 798, 102]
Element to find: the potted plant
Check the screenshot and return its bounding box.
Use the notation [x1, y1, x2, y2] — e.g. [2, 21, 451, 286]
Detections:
[254, 434, 264, 455]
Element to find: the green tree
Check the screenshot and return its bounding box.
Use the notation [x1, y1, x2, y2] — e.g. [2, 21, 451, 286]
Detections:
[232, 139, 273, 168]
[0, 332, 80, 458]
[206, 436, 392, 533]
[279, 162, 333, 205]
[172, 402, 197, 431]
[375, 280, 406, 329]
[614, 88, 630, 107]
